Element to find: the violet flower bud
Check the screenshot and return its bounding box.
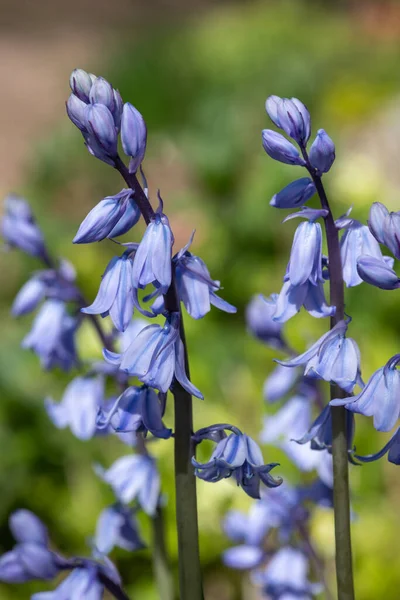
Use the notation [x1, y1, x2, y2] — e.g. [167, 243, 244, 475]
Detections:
[357, 255, 400, 290]
[73, 189, 140, 244]
[262, 130, 305, 166]
[69, 68, 93, 102]
[308, 129, 335, 174]
[66, 93, 88, 132]
[383, 211, 400, 259]
[368, 202, 389, 244]
[276, 97, 311, 145]
[85, 103, 118, 162]
[121, 102, 147, 173]
[12, 277, 46, 316]
[89, 77, 115, 113]
[270, 178, 315, 209]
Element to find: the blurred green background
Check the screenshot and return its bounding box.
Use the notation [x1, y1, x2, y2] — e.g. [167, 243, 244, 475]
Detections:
[1, 0, 400, 598]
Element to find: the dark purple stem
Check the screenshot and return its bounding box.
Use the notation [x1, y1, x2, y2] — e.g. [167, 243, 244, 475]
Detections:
[114, 156, 203, 600]
[301, 147, 355, 600]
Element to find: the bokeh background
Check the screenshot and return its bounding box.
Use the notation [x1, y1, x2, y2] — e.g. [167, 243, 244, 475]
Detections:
[1, 0, 400, 598]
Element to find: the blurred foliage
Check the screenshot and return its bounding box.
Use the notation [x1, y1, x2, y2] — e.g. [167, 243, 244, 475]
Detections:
[1, 0, 400, 598]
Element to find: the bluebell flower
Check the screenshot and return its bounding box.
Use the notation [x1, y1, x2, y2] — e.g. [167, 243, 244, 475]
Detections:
[1, 194, 47, 259]
[89, 77, 116, 117]
[103, 312, 203, 398]
[331, 354, 400, 432]
[252, 547, 320, 600]
[308, 129, 335, 174]
[287, 220, 323, 286]
[192, 429, 282, 499]
[68, 70, 123, 130]
[222, 545, 265, 570]
[73, 189, 140, 243]
[356, 255, 400, 290]
[97, 385, 172, 439]
[94, 505, 145, 554]
[171, 234, 236, 319]
[354, 427, 400, 465]
[131, 210, 174, 296]
[82, 250, 136, 333]
[295, 404, 355, 456]
[261, 396, 323, 471]
[12, 276, 47, 316]
[382, 210, 400, 260]
[368, 202, 389, 245]
[69, 68, 94, 102]
[270, 178, 316, 209]
[45, 375, 104, 441]
[273, 279, 335, 323]
[245, 294, 287, 349]
[121, 102, 147, 173]
[84, 103, 118, 165]
[277, 320, 362, 393]
[22, 300, 78, 371]
[262, 130, 306, 166]
[263, 364, 299, 403]
[339, 218, 384, 287]
[265, 96, 311, 145]
[96, 454, 160, 515]
[0, 510, 63, 583]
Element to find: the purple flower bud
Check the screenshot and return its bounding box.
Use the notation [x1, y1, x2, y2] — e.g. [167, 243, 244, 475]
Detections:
[245, 294, 286, 348]
[22, 300, 78, 371]
[368, 202, 389, 244]
[288, 221, 323, 286]
[192, 430, 282, 499]
[89, 77, 115, 113]
[69, 68, 93, 102]
[265, 95, 281, 127]
[82, 251, 136, 333]
[1, 195, 47, 259]
[96, 454, 160, 515]
[66, 93, 88, 132]
[383, 211, 400, 259]
[45, 375, 104, 441]
[276, 98, 311, 145]
[73, 189, 140, 244]
[262, 130, 305, 166]
[340, 221, 383, 287]
[9, 511, 49, 546]
[113, 90, 124, 131]
[85, 103, 118, 161]
[95, 505, 145, 554]
[270, 178, 315, 209]
[357, 255, 400, 290]
[308, 129, 335, 174]
[12, 277, 46, 316]
[331, 354, 400, 432]
[121, 102, 147, 173]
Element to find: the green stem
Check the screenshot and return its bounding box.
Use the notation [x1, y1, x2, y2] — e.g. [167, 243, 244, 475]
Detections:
[302, 150, 355, 600]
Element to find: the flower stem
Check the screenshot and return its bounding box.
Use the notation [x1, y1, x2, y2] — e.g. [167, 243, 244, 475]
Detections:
[115, 157, 203, 600]
[303, 151, 355, 600]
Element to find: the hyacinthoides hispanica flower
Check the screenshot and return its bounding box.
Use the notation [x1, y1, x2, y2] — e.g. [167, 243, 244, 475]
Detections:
[262, 96, 356, 599]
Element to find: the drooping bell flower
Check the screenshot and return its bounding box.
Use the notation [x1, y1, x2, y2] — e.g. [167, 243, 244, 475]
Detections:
[339, 216, 384, 287]
[94, 505, 145, 554]
[245, 294, 287, 349]
[1, 194, 47, 260]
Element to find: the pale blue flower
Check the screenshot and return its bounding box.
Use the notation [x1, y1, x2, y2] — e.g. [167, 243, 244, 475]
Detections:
[246, 294, 286, 349]
[357, 255, 400, 290]
[273, 279, 335, 323]
[262, 130, 305, 166]
[270, 178, 316, 209]
[121, 102, 147, 173]
[339, 219, 383, 287]
[94, 505, 145, 554]
[287, 220, 323, 286]
[368, 202, 389, 245]
[265, 96, 311, 144]
[1, 194, 47, 259]
[263, 364, 299, 403]
[308, 129, 335, 174]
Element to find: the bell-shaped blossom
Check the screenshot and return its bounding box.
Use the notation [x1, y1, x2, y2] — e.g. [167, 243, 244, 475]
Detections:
[96, 454, 160, 515]
[273, 279, 335, 323]
[103, 312, 203, 398]
[82, 251, 135, 332]
[270, 178, 316, 209]
[354, 427, 400, 465]
[94, 505, 145, 554]
[277, 320, 362, 393]
[261, 396, 322, 471]
[45, 375, 104, 441]
[73, 189, 140, 243]
[0, 511, 62, 583]
[253, 547, 319, 600]
[121, 102, 147, 173]
[22, 300, 78, 371]
[357, 255, 400, 290]
[308, 129, 335, 174]
[263, 364, 299, 403]
[97, 385, 172, 439]
[172, 235, 236, 319]
[340, 219, 384, 287]
[192, 429, 282, 499]
[262, 130, 305, 166]
[287, 220, 323, 286]
[331, 354, 400, 432]
[245, 294, 287, 349]
[266, 96, 311, 144]
[131, 210, 174, 296]
[296, 405, 355, 456]
[1, 194, 47, 260]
